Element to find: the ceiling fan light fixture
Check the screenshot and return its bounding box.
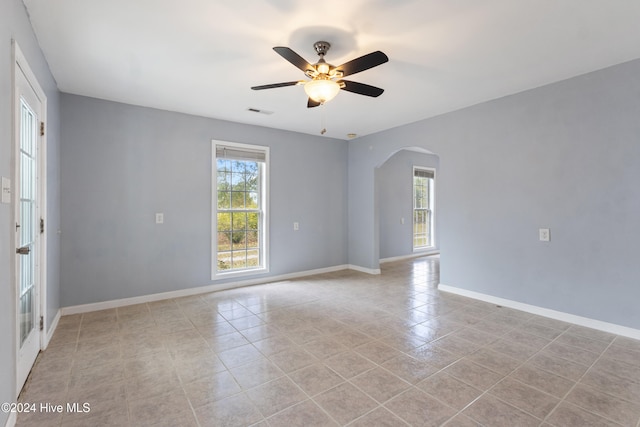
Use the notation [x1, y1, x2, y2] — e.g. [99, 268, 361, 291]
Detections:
[316, 61, 330, 75]
[304, 78, 340, 103]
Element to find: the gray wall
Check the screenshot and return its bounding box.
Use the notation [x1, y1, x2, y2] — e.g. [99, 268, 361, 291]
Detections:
[60, 94, 348, 306]
[349, 58, 640, 329]
[377, 150, 439, 259]
[1, 0, 61, 415]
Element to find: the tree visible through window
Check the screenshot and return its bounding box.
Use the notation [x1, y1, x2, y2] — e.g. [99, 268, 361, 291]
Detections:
[213, 142, 268, 277]
[413, 168, 435, 249]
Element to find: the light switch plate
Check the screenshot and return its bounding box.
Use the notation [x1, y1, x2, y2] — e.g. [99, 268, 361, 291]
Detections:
[539, 228, 550, 242]
[1, 177, 11, 204]
[155, 213, 164, 224]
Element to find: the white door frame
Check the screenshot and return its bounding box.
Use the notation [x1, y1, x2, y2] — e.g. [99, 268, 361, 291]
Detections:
[12, 40, 48, 397]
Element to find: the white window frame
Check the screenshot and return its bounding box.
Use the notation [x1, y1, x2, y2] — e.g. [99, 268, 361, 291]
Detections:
[412, 166, 436, 251]
[212, 140, 269, 279]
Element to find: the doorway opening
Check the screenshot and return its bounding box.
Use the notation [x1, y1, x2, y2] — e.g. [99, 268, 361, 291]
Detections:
[376, 147, 439, 263]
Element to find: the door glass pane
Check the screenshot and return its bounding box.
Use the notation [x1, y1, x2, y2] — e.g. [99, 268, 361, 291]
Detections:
[20, 287, 33, 344]
[19, 98, 37, 347]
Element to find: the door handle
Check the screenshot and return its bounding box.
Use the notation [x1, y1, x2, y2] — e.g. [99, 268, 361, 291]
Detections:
[16, 246, 30, 255]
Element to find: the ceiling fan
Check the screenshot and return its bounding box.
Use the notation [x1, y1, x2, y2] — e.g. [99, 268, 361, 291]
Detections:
[251, 41, 389, 108]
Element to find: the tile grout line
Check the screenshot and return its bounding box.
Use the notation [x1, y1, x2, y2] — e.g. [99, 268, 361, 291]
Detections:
[494, 323, 624, 425]
[468, 322, 620, 426]
[435, 314, 578, 425]
[539, 337, 627, 427]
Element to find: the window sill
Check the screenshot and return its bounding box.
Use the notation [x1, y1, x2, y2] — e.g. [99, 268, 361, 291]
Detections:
[413, 246, 437, 253]
[212, 266, 269, 281]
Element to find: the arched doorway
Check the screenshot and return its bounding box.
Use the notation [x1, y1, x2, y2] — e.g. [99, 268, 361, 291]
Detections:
[375, 147, 440, 263]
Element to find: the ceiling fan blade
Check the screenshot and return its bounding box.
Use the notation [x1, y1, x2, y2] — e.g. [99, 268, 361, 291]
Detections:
[334, 51, 388, 77]
[307, 98, 321, 108]
[273, 47, 315, 74]
[339, 80, 385, 97]
[251, 81, 301, 90]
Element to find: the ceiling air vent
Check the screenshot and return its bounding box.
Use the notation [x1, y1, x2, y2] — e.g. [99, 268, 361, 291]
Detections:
[247, 108, 273, 115]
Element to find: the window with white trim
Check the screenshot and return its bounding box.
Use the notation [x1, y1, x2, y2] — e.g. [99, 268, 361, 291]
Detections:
[213, 141, 269, 278]
[413, 167, 435, 250]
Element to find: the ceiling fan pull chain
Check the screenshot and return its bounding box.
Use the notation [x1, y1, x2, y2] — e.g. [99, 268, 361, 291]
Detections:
[320, 103, 327, 135]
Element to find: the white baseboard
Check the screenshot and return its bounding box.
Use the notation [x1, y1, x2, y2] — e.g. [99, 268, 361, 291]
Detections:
[43, 309, 61, 350]
[439, 284, 640, 340]
[4, 412, 16, 427]
[347, 264, 381, 275]
[61, 265, 350, 315]
[380, 251, 440, 263]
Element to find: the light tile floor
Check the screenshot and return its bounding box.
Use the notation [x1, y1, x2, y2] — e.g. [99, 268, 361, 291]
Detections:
[15, 255, 640, 426]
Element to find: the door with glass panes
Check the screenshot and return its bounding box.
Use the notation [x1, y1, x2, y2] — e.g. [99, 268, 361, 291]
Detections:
[14, 45, 45, 394]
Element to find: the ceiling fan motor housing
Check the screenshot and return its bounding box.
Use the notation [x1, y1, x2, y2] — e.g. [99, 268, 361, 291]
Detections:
[313, 41, 331, 57]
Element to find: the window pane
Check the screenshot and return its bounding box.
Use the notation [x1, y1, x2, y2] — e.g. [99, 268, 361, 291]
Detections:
[246, 192, 258, 209]
[231, 171, 245, 190]
[217, 232, 231, 251]
[232, 252, 247, 269]
[232, 212, 247, 230]
[217, 159, 230, 173]
[246, 231, 259, 248]
[218, 252, 232, 270]
[246, 176, 258, 191]
[231, 191, 245, 208]
[231, 231, 246, 250]
[246, 249, 259, 267]
[217, 170, 228, 184]
[217, 191, 230, 209]
[413, 210, 420, 224]
[217, 213, 231, 231]
[414, 177, 428, 209]
[236, 160, 248, 173]
[247, 213, 259, 230]
[246, 164, 258, 191]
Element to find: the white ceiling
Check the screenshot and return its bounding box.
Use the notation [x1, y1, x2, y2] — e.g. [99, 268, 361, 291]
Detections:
[23, 0, 640, 140]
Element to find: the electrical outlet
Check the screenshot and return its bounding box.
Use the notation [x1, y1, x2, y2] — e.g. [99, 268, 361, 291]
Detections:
[155, 213, 164, 224]
[293, 222, 299, 231]
[539, 228, 550, 242]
